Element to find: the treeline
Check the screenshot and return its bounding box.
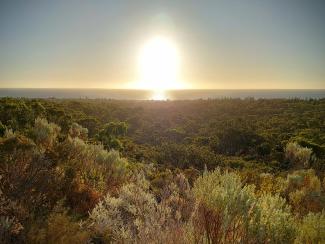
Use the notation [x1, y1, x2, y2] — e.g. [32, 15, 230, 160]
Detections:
[0, 97, 324, 243]
[1, 98, 325, 172]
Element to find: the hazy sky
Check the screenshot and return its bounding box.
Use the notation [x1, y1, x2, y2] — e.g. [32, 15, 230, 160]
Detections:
[1, 0, 325, 89]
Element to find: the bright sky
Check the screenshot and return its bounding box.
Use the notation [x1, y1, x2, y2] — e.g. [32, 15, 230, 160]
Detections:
[0, 0, 325, 89]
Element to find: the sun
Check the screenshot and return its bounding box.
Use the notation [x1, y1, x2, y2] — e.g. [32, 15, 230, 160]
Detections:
[136, 36, 182, 90]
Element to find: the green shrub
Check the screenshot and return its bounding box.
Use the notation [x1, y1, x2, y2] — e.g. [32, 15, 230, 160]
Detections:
[191, 169, 296, 243]
[295, 211, 325, 243]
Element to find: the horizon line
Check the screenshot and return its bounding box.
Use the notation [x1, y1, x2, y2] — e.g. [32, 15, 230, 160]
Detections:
[0, 88, 325, 90]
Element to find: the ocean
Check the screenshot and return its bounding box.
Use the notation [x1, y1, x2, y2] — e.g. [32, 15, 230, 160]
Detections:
[0, 89, 324, 100]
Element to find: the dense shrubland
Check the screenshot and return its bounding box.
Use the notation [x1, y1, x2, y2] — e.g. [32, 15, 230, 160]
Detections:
[0, 97, 324, 243]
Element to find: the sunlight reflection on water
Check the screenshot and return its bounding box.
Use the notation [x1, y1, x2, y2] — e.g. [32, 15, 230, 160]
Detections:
[150, 90, 168, 100]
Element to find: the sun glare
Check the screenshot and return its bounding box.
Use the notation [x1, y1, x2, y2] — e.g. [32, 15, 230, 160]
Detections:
[137, 36, 181, 91]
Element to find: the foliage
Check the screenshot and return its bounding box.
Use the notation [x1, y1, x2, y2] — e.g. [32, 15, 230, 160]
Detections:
[256, 173, 287, 195]
[286, 169, 324, 216]
[0, 191, 24, 243]
[96, 121, 128, 150]
[89, 174, 184, 243]
[28, 209, 90, 244]
[0, 130, 61, 216]
[285, 142, 313, 168]
[191, 169, 296, 243]
[31, 117, 61, 150]
[295, 211, 325, 243]
[253, 193, 296, 243]
[58, 137, 129, 193]
[0, 121, 6, 137]
[0, 98, 325, 243]
[69, 122, 88, 140]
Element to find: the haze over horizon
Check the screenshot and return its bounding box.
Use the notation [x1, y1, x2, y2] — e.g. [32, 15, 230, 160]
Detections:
[1, 0, 325, 89]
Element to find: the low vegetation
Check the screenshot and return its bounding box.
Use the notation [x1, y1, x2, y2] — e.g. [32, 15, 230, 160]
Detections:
[0, 97, 324, 243]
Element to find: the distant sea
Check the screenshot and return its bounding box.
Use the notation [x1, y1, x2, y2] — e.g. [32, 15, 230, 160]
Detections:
[0, 89, 324, 100]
